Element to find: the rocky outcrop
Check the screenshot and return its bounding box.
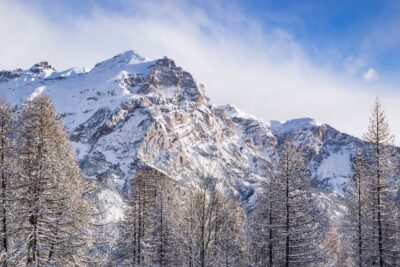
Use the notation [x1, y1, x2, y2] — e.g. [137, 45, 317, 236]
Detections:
[0, 50, 396, 216]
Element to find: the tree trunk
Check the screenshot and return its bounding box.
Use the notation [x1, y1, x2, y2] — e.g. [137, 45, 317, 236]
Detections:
[357, 175, 362, 267]
[285, 157, 290, 267]
[1, 117, 7, 267]
[376, 141, 383, 267]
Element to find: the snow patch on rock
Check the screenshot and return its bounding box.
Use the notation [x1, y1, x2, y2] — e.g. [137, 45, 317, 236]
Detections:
[270, 118, 321, 135]
[317, 149, 351, 194]
[28, 86, 46, 101]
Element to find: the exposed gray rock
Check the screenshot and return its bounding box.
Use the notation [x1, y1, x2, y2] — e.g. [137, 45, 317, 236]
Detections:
[0, 50, 398, 221]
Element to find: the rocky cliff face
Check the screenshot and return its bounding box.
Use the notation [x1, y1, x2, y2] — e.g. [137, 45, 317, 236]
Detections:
[0, 50, 384, 220]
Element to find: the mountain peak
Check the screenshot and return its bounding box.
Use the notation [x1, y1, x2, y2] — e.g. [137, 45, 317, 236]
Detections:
[114, 50, 146, 62]
[270, 118, 321, 134]
[154, 56, 176, 68]
[29, 61, 56, 76]
[0, 52, 385, 236]
[0, 69, 23, 83]
[93, 50, 147, 70]
[216, 104, 256, 120]
[282, 117, 320, 127]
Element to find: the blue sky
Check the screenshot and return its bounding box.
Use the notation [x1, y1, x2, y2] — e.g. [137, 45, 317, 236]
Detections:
[237, 0, 400, 79]
[1, 0, 400, 139]
[26, 0, 400, 82]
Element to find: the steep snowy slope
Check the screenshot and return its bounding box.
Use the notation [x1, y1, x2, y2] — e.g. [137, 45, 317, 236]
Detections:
[0, 51, 375, 213]
[270, 118, 365, 193]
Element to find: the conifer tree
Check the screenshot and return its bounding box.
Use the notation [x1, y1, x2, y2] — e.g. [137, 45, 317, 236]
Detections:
[364, 98, 400, 266]
[115, 168, 180, 266]
[323, 225, 349, 267]
[178, 175, 245, 267]
[14, 95, 93, 266]
[213, 188, 245, 267]
[247, 177, 276, 267]
[343, 151, 374, 266]
[0, 100, 15, 267]
[269, 142, 322, 266]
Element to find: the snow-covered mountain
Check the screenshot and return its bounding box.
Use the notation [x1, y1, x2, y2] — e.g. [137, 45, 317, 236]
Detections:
[0, 51, 373, 215]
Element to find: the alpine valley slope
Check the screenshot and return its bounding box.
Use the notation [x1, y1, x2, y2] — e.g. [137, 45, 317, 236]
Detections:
[0, 50, 376, 222]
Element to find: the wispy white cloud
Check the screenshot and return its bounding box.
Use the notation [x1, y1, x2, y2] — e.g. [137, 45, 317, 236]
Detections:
[363, 68, 379, 82]
[0, 0, 399, 141]
[344, 55, 366, 76]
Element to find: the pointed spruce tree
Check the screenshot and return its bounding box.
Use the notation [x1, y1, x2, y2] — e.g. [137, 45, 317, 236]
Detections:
[364, 97, 400, 266]
[272, 142, 323, 266]
[343, 151, 375, 266]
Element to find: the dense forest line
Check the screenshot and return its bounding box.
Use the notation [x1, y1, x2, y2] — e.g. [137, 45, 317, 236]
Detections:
[0, 95, 398, 266]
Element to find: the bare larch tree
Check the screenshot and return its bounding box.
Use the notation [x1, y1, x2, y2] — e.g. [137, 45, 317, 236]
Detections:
[14, 95, 93, 266]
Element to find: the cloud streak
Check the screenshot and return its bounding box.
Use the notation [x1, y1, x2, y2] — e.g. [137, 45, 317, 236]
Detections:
[364, 68, 378, 82]
[0, 0, 400, 141]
